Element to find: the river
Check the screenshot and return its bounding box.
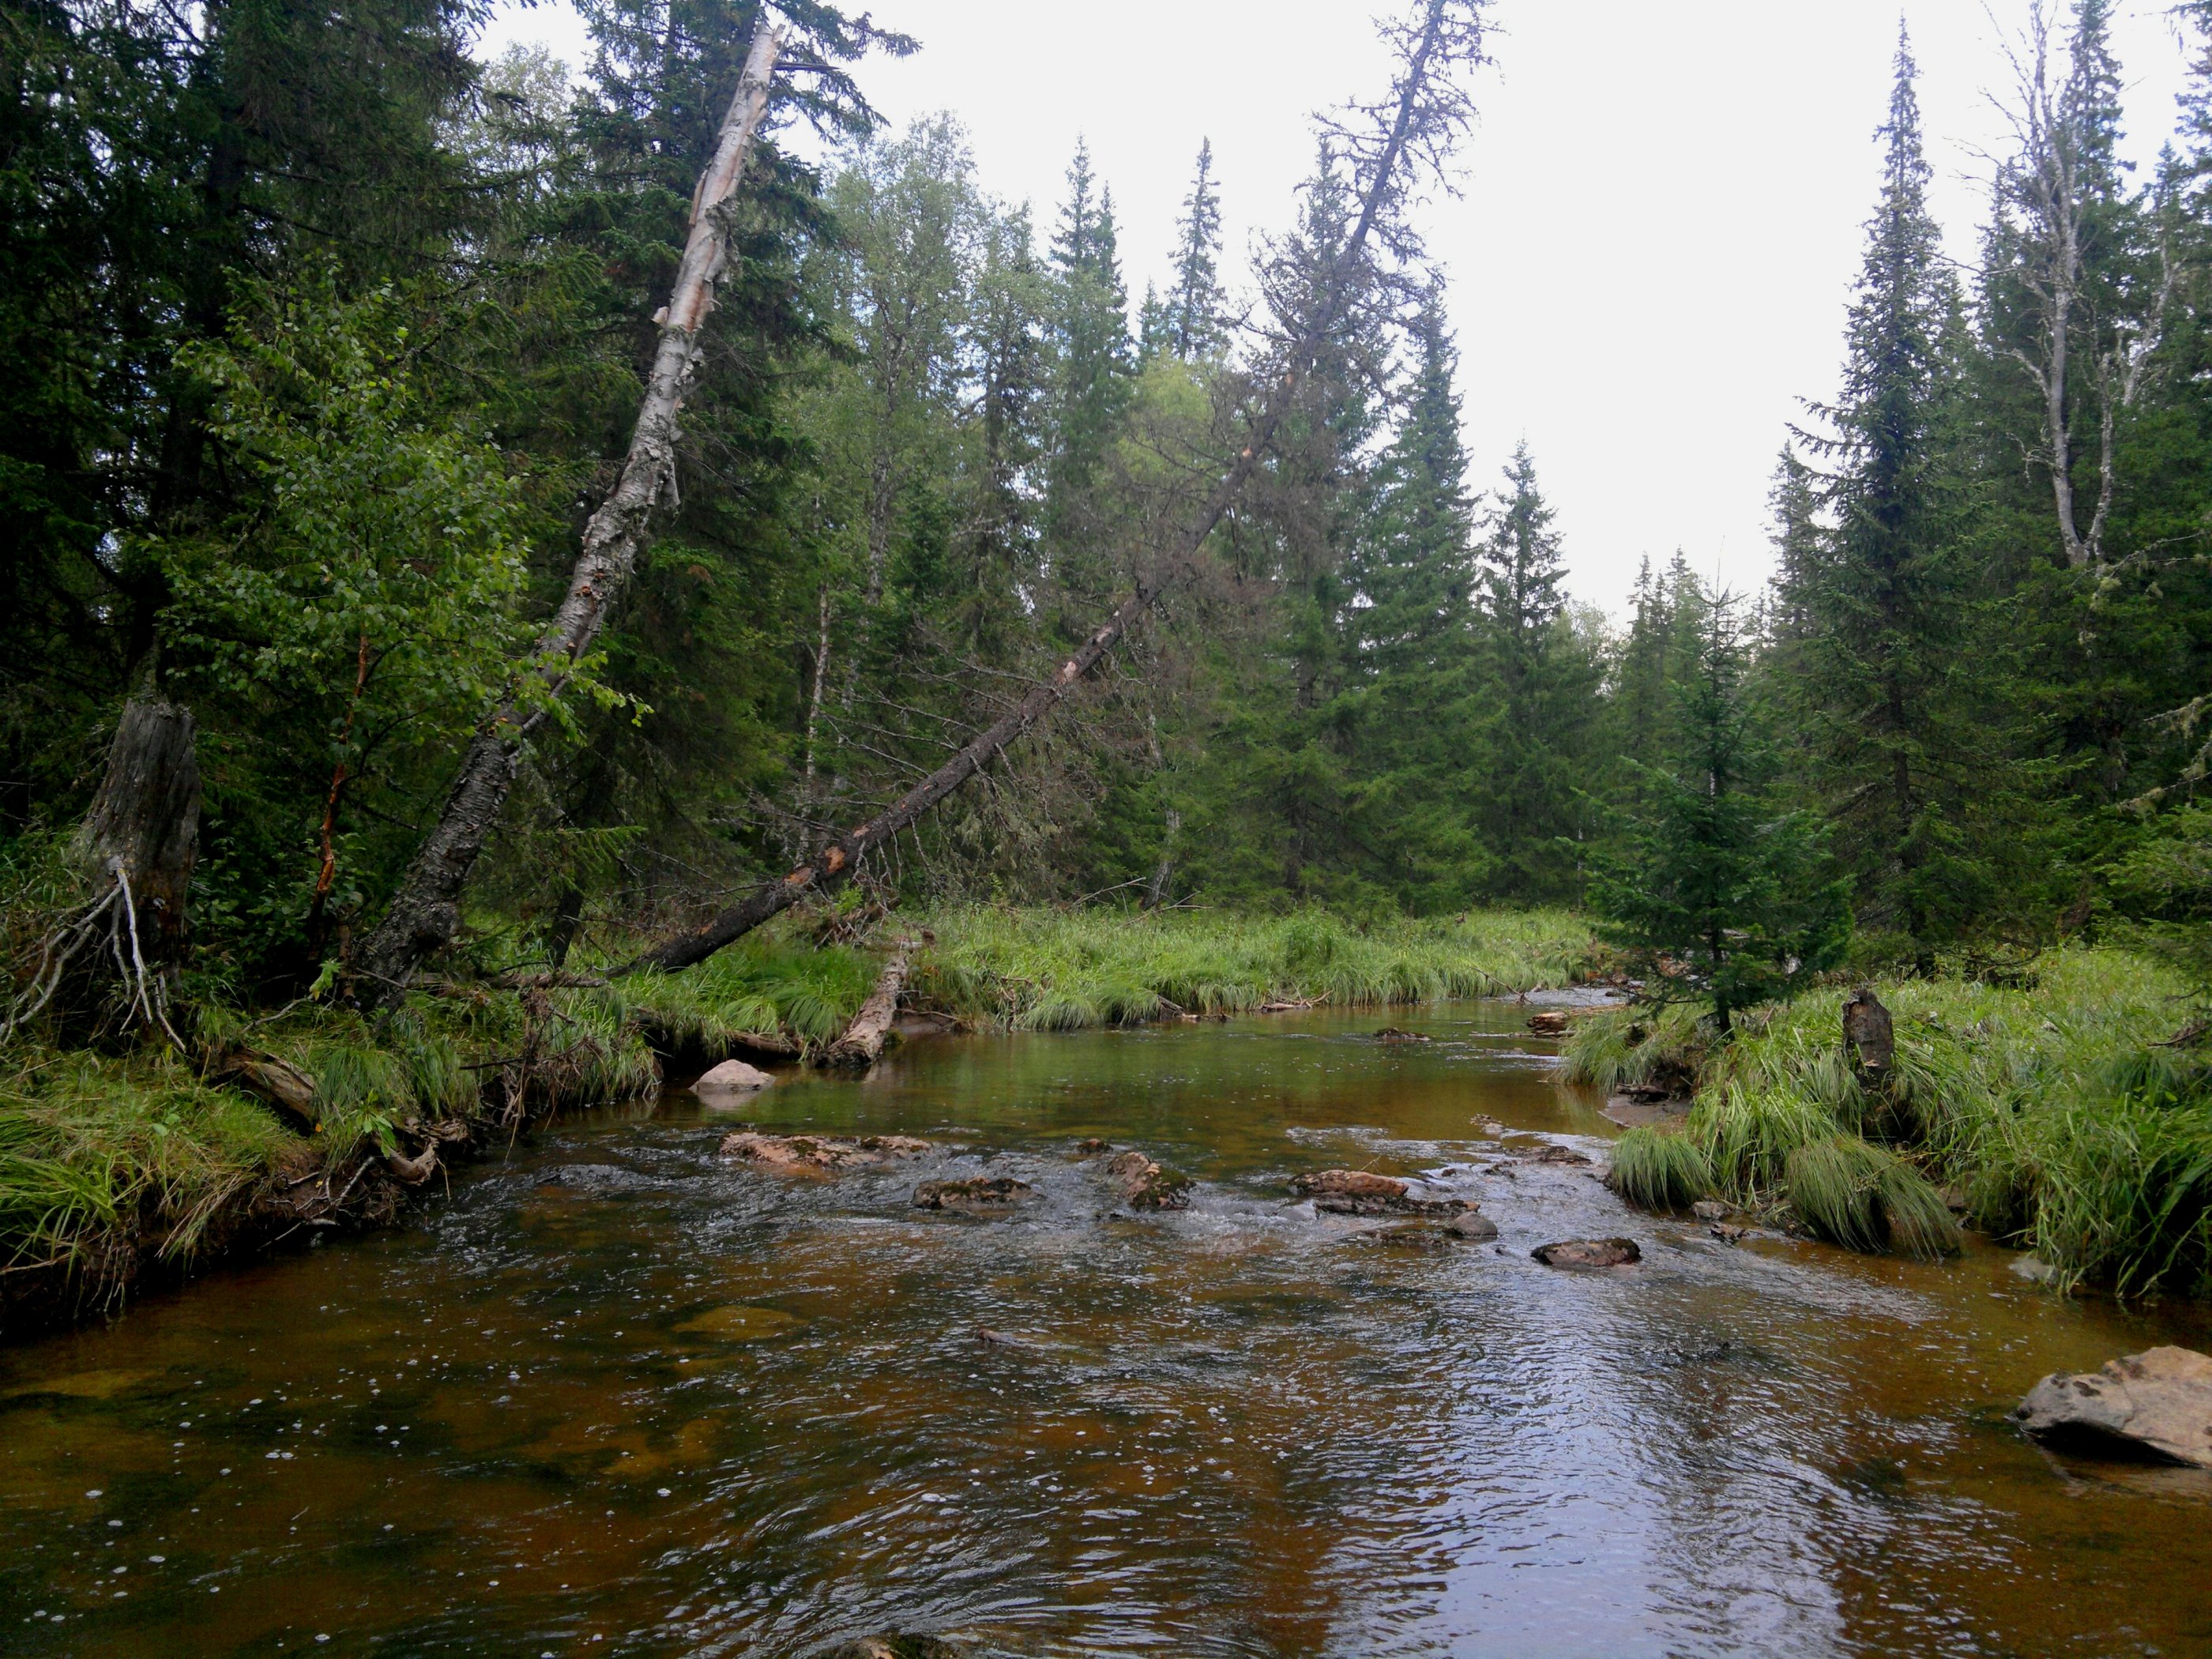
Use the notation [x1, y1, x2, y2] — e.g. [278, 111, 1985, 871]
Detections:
[4, 999, 2210, 1655]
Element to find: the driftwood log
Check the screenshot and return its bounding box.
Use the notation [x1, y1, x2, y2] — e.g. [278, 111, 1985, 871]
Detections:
[820, 937, 915, 1067]
[352, 22, 789, 1009]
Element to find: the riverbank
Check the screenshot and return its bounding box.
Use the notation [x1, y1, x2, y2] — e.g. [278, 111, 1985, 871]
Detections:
[0, 907, 1594, 1333]
[1578, 947, 2212, 1296]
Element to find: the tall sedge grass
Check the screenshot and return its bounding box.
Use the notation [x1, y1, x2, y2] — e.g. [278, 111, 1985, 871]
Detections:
[1576, 948, 2210, 1288]
[908, 906, 1591, 1031]
[617, 935, 877, 1052]
[0, 1049, 295, 1273]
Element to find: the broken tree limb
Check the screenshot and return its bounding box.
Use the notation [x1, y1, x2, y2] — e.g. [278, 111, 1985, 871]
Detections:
[819, 936, 915, 1066]
[215, 1048, 320, 1131]
[626, 0, 1484, 976]
[350, 21, 789, 1010]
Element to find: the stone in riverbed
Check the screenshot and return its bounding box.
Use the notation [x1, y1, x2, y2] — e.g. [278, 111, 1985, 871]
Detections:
[825, 1638, 974, 1659]
[1313, 1191, 1473, 1217]
[912, 1176, 1036, 1215]
[1533, 1237, 1642, 1269]
[1691, 1198, 1731, 1221]
[694, 1059, 774, 1100]
[1102, 1149, 1192, 1210]
[1373, 1027, 1431, 1043]
[2011, 1346, 2212, 1468]
[1525, 1010, 1572, 1036]
[718, 1131, 931, 1174]
[1446, 1210, 1499, 1241]
[1292, 1169, 1406, 1199]
[1366, 1222, 1455, 1251]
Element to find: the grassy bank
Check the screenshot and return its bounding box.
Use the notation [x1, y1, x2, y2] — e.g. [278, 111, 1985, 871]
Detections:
[2, 907, 1590, 1325]
[908, 906, 1592, 1030]
[1578, 948, 2212, 1295]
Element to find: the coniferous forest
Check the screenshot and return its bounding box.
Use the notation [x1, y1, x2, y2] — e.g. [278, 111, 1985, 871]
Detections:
[10, 0, 2212, 1300]
[22, 2, 2212, 1649]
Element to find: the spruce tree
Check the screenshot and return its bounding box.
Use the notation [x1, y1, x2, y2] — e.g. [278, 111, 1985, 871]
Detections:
[1044, 140, 1134, 528]
[1348, 293, 1484, 906]
[1474, 442, 1601, 900]
[1793, 28, 1979, 961]
[1167, 138, 1227, 359]
[1593, 589, 1849, 1032]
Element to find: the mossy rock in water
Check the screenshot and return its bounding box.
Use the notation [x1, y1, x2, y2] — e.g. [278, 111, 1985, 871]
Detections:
[1102, 1149, 1192, 1210]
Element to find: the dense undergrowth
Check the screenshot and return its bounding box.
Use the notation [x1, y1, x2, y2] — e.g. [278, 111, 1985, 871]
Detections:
[1577, 949, 2212, 1295]
[2, 907, 1590, 1319]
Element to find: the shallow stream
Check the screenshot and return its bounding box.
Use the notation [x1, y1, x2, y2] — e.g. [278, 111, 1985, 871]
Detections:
[5, 1000, 2211, 1655]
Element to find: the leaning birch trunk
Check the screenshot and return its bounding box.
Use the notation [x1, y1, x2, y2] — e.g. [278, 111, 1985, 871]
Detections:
[626, 0, 1477, 976]
[351, 22, 788, 1010]
[819, 936, 915, 1066]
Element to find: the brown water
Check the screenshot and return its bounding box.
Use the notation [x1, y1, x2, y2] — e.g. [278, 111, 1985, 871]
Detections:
[5, 1001, 2211, 1657]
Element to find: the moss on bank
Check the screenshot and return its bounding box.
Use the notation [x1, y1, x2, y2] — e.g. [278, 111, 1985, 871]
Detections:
[1574, 949, 2212, 1294]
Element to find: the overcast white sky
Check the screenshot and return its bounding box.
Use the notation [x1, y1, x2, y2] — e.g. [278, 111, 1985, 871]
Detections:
[479, 0, 2197, 613]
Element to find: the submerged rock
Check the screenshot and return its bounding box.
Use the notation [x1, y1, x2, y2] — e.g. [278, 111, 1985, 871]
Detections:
[823, 1637, 973, 1659]
[2012, 1346, 2212, 1468]
[1527, 1145, 1593, 1166]
[1292, 1169, 1406, 1199]
[1074, 1137, 1111, 1156]
[1525, 1010, 1572, 1036]
[1533, 1237, 1642, 1269]
[1691, 1199, 1732, 1221]
[1366, 1221, 1456, 1251]
[1313, 1191, 1473, 1217]
[1446, 1210, 1499, 1241]
[1373, 1027, 1431, 1043]
[912, 1176, 1036, 1216]
[718, 1131, 931, 1174]
[1103, 1149, 1192, 1210]
[694, 1059, 775, 1100]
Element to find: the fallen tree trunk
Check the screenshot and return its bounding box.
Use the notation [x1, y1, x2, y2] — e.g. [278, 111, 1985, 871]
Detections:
[819, 936, 915, 1066]
[352, 21, 788, 1010]
[628, 0, 1482, 976]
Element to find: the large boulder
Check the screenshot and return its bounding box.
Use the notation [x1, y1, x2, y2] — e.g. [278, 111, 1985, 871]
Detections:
[694, 1059, 775, 1100]
[1533, 1237, 1641, 1269]
[2011, 1345, 2212, 1468]
[719, 1132, 931, 1174]
[912, 1176, 1036, 1216]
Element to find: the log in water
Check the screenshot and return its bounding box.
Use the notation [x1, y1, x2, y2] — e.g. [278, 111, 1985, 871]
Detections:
[3, 1000, 2209, 1653]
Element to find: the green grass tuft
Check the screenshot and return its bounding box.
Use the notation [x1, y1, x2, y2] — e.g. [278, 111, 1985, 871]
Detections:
[1608, 1127, 1714, 1209]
